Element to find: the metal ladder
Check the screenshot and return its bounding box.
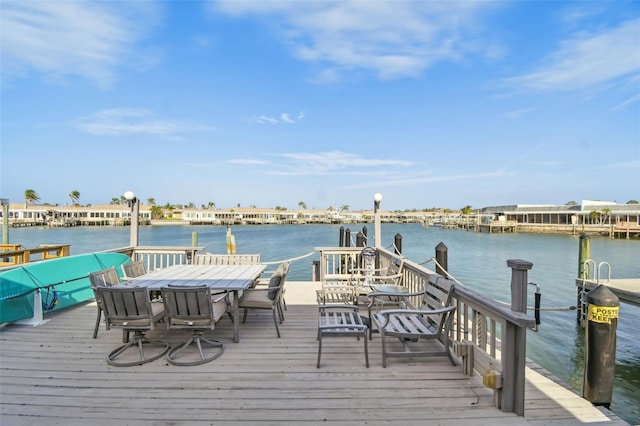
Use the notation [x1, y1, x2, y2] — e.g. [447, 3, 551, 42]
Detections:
[579, 259, 611, 324]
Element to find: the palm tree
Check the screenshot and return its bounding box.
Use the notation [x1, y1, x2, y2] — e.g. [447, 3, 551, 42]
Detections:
[69, 190, 80, 206]
[147, 198, 155, 206]
[24, 189, 40, 209]
[602, 208, 612, 226]
[627, 200, 639, 204]
[150, 205, 163, 220]
[460, 205, 473, 215]
[207, 201, 216, 209]
[110, 198, 119, 205]
[298, 201, 307, 209]
[340, 205, 349, 212]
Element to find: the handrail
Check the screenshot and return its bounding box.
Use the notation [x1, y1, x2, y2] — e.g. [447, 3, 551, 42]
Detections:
[318, 246, 536, 416]
[0, 244, 71, 266]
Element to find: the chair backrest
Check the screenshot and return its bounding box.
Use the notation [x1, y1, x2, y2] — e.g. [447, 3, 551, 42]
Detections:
[88, 267, 120, 290]
[194, 254, 261, 266]
[121, 260, 146, 278]
[161, 286, 220, 329]
[96, 286, 162, 331]
[421, 278, 455, 333]
[267, 261, 290, 300]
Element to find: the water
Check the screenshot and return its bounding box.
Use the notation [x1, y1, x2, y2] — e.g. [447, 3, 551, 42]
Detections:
[8, 224, 640, 424]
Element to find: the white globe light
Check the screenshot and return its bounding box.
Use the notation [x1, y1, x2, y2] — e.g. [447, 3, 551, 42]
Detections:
[373, 193, 383, 203]
[123, 191, 135, 201]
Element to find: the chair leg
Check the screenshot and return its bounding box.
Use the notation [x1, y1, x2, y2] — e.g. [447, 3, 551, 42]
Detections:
[277, 301, 284, 323]
[381, 331, 388, 368]
[166, 332, 224, 366]
[363, 330, 370, 368]
[93, 307, 102, 338]
[106, 331, 169, 367]
[317, 333, 323, 368]
[272, 308, 281, 338]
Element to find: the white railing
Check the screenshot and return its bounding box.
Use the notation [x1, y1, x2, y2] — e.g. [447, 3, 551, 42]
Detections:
[111, 246, 203, 271]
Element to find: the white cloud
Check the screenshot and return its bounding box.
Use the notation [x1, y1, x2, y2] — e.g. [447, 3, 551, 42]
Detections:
[499, 19, 640, 93]
[270, 151, 415, 176]
[610, 93, 640, 113]
[76, 108, 214, 136]
[254, 111, 305, 124]
[600, 161, 640, 170]
[228, 159, 269, 165]
[1, 2, 161, 87]
[211, 1, 501, 80]
[254, 115, 279, 124]
[280, 113, 295, 124]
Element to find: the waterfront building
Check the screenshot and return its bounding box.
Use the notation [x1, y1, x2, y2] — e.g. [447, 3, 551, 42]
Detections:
[2, 200, 638, 237]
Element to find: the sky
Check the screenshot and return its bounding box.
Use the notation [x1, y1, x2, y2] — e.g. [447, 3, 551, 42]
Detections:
[1, 1, 639, 211]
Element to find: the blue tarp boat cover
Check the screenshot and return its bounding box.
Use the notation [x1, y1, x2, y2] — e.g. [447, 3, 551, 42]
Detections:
[0, 253, 131, 324]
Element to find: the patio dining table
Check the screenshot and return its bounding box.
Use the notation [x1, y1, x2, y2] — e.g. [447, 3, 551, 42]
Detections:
[119, 264, 266, 342]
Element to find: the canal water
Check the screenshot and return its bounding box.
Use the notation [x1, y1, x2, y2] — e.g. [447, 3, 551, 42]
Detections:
[8, 223, 640, 424]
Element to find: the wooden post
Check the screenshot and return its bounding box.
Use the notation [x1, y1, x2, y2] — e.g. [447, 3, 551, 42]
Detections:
[339, 226, 345, 247]
[578, 234, 590, 279]
[356, 232, 366, 247]
[344, 228, 351, 247]
[502, 259, 533, 416]
[394, 233, 402, 255]
[435, 242, 448, 276]
[192, 232, 198, 247]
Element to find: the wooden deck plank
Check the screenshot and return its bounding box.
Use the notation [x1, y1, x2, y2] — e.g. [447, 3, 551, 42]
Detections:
[0, 281, 628, 425]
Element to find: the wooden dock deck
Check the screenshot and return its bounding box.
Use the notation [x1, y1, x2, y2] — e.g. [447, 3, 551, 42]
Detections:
[576, 278, 640, 307]
[0, 281, 628, 425]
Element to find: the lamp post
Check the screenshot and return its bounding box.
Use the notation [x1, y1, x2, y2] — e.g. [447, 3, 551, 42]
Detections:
[1, 198, 9, 244]
[373, 193, 382, 248]
[123, 191, 139, 247]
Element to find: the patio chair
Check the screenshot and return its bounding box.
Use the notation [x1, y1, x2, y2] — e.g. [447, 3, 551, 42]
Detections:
[161, 286, 227, 366]
[96, 286, 169, 367]
[121, 260, 146, 278]
[238, 261, 290, 337]
[317, 305, 369, 368]
[88, 267, 120, 339]
[370, 278, 456, 367]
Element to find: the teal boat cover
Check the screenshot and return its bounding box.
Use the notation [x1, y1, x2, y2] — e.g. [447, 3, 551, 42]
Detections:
[0, 253, 131, 324]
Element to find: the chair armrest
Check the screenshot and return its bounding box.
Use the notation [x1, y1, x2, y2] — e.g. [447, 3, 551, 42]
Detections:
[243, 286, 279, 294]
[211, 292, 229, 304]
[378, 306, 456, 316]
[374, 306, 456, 327]
[318, 305, 360, 313]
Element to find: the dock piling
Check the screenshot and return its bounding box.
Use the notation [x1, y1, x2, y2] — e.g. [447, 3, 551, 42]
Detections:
[435, 242, 448, 276]
[583, 284, 618, 408]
